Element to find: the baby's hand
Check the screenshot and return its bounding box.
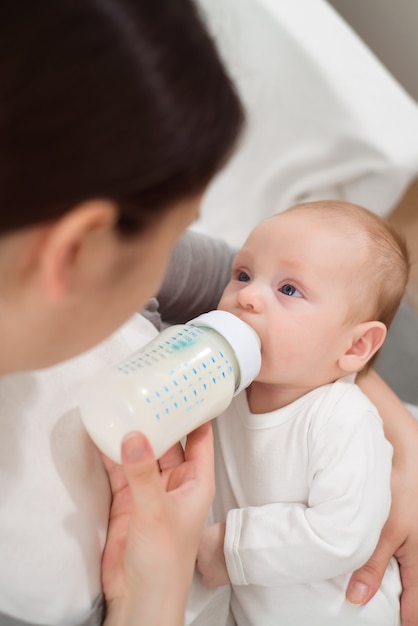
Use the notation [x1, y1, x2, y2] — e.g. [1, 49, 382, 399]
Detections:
[197, 522, 230, 588]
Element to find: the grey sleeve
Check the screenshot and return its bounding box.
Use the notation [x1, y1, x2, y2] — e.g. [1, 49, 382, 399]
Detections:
[156, 229, 236, 324]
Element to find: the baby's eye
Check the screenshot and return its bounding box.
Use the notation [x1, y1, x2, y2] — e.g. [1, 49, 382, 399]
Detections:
[237, 271, 251, 282]
[279, 283, 302, 297]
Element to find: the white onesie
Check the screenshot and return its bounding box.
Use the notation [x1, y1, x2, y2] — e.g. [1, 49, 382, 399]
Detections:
[207, 378, 401, 626]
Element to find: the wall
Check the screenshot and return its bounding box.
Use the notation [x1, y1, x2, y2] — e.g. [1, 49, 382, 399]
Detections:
[328, 0, 418, 103]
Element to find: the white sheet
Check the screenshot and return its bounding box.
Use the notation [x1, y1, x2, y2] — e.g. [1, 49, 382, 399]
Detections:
[194, 0, 418, 246]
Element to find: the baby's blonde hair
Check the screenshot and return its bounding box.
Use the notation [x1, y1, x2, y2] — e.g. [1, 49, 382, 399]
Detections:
[287, 200, 410, 334]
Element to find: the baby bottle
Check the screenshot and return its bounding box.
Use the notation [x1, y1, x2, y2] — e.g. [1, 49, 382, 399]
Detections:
[78, 310, 261, 462]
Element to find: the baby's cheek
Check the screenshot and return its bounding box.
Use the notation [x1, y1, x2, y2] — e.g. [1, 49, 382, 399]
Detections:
[217, 294, 231, 312]
[256, 356, 271, 381]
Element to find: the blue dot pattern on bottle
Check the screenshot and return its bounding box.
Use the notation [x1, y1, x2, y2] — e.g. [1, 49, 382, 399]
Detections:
[116, 326, 234, 421]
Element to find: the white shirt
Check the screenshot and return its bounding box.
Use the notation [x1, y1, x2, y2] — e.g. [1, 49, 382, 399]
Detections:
[0, 314, 157, 626]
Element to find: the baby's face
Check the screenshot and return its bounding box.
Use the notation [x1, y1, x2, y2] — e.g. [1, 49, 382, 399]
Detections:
[218, 210, 366, 390]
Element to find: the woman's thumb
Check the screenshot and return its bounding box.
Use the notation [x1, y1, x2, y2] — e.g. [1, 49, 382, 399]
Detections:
[346, 553, 390, 605]
[121, 432, 163, 511]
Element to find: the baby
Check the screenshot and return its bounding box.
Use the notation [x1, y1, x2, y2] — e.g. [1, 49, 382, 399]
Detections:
[195, 200, 408, 626]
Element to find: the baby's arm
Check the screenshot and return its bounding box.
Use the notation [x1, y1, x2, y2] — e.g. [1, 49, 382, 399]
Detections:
[349, 369, 418, 623]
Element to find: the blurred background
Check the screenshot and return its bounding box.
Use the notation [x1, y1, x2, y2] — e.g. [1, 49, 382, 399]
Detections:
[328, 0, 418, 405]
[329, 0, 418, 313]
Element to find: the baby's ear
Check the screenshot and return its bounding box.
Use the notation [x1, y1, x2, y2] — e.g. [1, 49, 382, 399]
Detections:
[338, 321, 387, 373]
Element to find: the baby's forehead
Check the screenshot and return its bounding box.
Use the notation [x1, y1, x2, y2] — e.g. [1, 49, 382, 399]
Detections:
[248, 211, 372, 278]
[253, 209, 351, 241]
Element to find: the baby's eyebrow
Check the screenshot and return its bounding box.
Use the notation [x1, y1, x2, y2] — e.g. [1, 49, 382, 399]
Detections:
[231, 257, 245, 269]
[233, 247, 253, 263]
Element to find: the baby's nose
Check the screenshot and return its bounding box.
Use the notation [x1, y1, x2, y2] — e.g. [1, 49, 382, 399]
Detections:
[237, 283, 264, 311]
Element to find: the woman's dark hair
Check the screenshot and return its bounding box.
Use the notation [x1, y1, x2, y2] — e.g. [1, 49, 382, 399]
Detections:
[0, 0, 244, 233]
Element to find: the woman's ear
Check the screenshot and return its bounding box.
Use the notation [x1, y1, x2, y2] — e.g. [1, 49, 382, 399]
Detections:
[338, 321, 387, 373]
[40, 200, 118, 301]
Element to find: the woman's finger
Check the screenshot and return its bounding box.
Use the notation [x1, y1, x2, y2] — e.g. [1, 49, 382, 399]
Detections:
[184, 422, 214, 480]
[158, 441, 185, 473]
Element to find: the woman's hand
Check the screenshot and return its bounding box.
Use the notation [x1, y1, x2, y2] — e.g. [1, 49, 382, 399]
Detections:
[346, 437, 418, 625]
[350, 370, 418, 625]
[101, 423, 215, 626]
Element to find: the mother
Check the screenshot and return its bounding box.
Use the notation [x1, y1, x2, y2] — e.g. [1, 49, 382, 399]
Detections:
[0, 0, 243, 624]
